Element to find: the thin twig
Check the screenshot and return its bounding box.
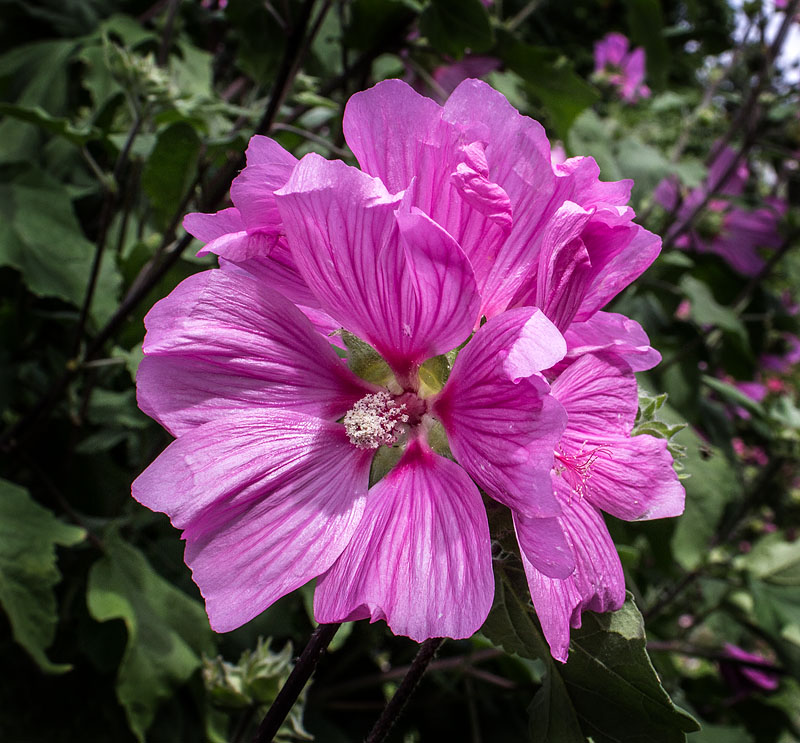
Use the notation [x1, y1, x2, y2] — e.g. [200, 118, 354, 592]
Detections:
[157, 0, 182, 67]
[252, 623, 341, 743]
[364, 638, 445, 743]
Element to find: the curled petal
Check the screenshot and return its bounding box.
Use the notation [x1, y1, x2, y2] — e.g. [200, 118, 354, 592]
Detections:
[132, 411, 372, 632]
[314, 438, 494, 641]
[561, 311, 661, 372]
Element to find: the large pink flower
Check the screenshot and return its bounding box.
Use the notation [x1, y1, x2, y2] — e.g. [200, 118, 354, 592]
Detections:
[134, 153, 570, 641]
[138, 78, 675, 651]
[520, 353, 685, 661]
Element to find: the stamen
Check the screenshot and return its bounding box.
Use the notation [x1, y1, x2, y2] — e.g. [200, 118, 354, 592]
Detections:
[554, 441, 613, 499]
[343, 391, 409, 450]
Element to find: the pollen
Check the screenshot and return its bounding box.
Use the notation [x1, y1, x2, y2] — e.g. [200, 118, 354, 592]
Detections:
[343, 391, 409, 449]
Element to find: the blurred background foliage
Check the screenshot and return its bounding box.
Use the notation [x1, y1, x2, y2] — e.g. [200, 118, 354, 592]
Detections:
[0, 0, 798, 741]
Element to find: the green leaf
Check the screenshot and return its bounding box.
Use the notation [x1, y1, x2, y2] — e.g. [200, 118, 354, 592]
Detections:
[0, 478, 85, 673]
[420, 0, 493, 60]
[0, 103, 103, 145]
[500, 35, 599, 138]
[87, 533, 214, 742]
[624, 0, 670, 89]
[670, 426, 741, 570]
[701, 375, 765, 419]
[483, 567, 698, 742]
[0, 166, 122, 325]
[740, 533, 800, 586]
[141, 121, 202, 230]
[678, 275, 747, 344]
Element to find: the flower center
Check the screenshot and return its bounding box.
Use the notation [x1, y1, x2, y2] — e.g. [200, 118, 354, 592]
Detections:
[343, 391, 409, 450]
[554, 442, 612, 498]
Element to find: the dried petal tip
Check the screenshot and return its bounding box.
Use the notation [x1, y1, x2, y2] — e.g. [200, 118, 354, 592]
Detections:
[343, 391, 408, 449]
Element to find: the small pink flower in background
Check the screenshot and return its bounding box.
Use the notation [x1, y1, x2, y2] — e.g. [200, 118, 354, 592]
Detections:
[593, 32, 651, 102]
[655, 146, 787, 276]
[135, 79, 683, 653]
[720, 644, 780, 698]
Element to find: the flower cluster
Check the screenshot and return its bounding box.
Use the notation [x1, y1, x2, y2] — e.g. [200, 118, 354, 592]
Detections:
[133, 79, 684, 662]
[593, 32, 651, 103]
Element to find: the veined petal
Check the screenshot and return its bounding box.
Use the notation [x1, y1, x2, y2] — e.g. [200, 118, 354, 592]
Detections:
[275, 155, 480, 383]
[513, 513, 575, 579]
[314, 438, 493, 641]
[561, 311, 661, 372]
[184, 207, 244, 242]
[561, 431, 686, 521]
[576, 220, 661, 321]
[131, 411, 372, 632]
[343, 79, 450, 196]
[444, 79, 559, 317]
[551, 353, 639, 436]
[432, 308, 568, 517]
[229, 135, 298, 233]
[521, 477, 625, 662]
[138, 269, 371, 435]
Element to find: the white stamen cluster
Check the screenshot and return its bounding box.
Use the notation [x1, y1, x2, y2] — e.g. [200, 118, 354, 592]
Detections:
[343, 391, 408, 449]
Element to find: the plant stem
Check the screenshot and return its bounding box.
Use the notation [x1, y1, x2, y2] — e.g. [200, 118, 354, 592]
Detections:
[364, 637, 445, 743]
[252, 623, 340, 743]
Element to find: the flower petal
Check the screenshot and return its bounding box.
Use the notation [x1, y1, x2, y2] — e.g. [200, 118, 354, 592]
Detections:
[513, 513, 575, 579]
[444, 79, 559, 316]
[275, 155, 480, 383]
[314, 438, 493, 641]
[551, 353, 639, 436]
[521, 477, 625, 662]
[131, 410, 372, 632]
[138, 269, 371, 435]
[433, 307, 567, 517]
[561, 311, 661, 372]
[564, 431, 686, 521]
[229, 135, 298, 233]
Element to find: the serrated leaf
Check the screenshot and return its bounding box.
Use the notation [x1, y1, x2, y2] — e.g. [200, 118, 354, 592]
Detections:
[483, 567, 698, 742]
[419, 0, 493, 60]
[87, 533, 214, 742]
[0, 478, 85, 673]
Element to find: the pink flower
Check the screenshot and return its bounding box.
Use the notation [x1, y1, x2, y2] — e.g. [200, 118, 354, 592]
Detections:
[186, 79, 662, 370]
[134, 151, 572, 641]
[137, 79, 674, 649]
[720, 644, 780, 696]
[518, 353, 685, 661]
[593, 32, 651, 103]
[655, 147, 787, 276]
[343, 79, 662, 368]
